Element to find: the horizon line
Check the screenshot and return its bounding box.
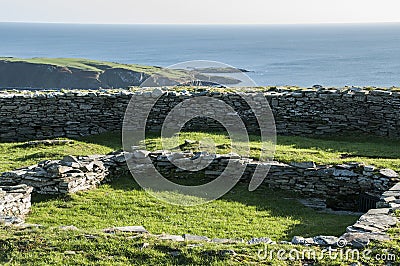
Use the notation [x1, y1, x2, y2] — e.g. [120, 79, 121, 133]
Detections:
[1, 21, 400, 26]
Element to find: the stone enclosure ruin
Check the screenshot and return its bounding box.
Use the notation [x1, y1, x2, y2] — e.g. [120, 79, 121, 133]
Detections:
[0, 87, 399, 248]
[0, 87, 400, 141]
[0, 150, 399, 248]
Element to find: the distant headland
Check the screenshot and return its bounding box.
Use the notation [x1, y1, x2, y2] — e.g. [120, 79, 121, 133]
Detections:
[0, 57, 245, 89]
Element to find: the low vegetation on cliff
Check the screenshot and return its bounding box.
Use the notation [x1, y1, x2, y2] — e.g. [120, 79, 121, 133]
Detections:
[0, 57, 243, 89]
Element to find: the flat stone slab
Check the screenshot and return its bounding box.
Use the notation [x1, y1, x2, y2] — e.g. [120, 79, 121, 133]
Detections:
[183, 234, 210, 242]
[103, 226, 148, 234]
[340, 232, 390, 248]
[289, 162, 316, 169]
[158, 234, 184, 242]
[212, 238, 243, 244]
[22, 140, 74, 147]
[313, 236, 339, 246]
[389, 183, 400, 191]
[341, 232, 390, 246]
[363, 165, 376, 172]
[59, 225, 78, 231]
[359, 214, 398, 228]
[366, 208, 391, 215]
[332, 169, 358, 177]
[291, 236, 315, 245]
[379, 169, 399, 179]
[247, 237, 273, 245]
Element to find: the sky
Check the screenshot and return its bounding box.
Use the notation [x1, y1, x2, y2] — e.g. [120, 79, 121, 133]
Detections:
[0, 0, 399, 24]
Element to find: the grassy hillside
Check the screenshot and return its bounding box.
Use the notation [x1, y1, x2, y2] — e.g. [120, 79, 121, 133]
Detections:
[0, 57, 186, 79]
[0, 57, 244, 89]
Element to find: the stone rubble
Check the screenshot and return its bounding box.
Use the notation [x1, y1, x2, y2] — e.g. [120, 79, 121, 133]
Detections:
[0, 154, 129, 195]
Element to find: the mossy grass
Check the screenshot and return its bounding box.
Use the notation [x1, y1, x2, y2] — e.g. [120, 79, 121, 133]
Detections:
[3, 131, 399, 173]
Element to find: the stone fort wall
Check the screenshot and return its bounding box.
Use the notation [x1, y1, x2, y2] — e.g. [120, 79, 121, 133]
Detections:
[0, 88, 399, 141]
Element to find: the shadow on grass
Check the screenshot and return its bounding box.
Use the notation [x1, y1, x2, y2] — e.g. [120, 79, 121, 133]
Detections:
[14, 151, 66, 162]
[79, 131, 122, 151]
[31, 192, 73, 204]
[151, 245, 205, 265]
[107, 174, 359, 240]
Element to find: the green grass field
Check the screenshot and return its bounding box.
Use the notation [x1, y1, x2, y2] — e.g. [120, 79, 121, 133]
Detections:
[0, 131, 399, 265]
[2, 131, 399, 173]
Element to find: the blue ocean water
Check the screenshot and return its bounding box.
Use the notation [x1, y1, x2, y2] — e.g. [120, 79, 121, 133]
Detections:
[1, 22, 400, 87]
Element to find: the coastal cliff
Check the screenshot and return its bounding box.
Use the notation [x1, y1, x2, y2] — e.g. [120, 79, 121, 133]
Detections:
[0, 58, 242, 89]
[0, 58, 167, 89]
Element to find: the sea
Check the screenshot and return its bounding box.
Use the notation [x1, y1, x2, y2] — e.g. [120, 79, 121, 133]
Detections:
[1, 22, 400, 87]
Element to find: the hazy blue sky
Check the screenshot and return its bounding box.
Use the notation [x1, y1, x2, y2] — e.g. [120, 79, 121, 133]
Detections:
[0, 0, 399, 24]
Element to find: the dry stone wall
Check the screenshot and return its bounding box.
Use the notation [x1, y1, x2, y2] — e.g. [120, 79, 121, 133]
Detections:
[0, 184, 32, 225]
[0, 153, 127, 195]
[1, 87, 400, 141]
[137, 151, 400, 211]
[0, 150, 398, 212]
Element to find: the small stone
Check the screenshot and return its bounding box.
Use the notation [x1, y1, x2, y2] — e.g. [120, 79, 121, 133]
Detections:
[382, 196, 396, 203]
[390, 202, 400, 210]
[59, 225, 78, 231]
[379, 169, 399, 179]
[16, 223, 42, 229]
[212, 238, 242, 244]
[363, 165, 375, 172]
[247, 237, 273, 245]
[289, 162, 316, 169]
[312, 236, 339, 246]
[48, 165, 74, 174]
[141, 243, 150, 250]
[64, 251, 76, 255]
[332, 169, 358, 177]
[291, 236, 314, 245]
[341, 232, 390, 247]
[84, 234, 98, 239]
[366, 208, 390, 215]
[103, 226, 148, 234]
[158, 234, 184, 242]
[62, 155, 80, 163]
[219, 249, 237, 256]
[183, 234, 210, 242]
